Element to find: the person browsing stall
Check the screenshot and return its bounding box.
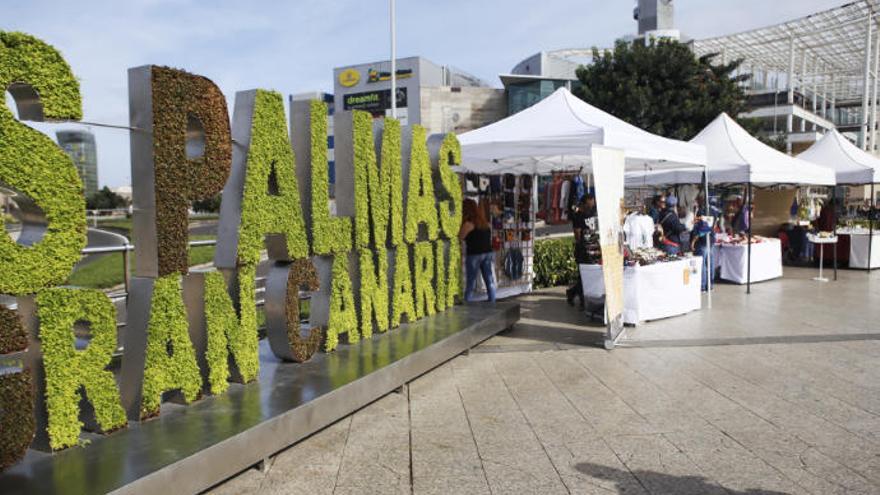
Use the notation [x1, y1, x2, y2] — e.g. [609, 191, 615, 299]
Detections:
[459, 198, 496, 303]
[566, 193, 597, 306]
[690, 210, 715, 291]
[658, 195, 687, 254]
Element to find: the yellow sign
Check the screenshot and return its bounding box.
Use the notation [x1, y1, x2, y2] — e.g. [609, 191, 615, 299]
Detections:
[338, 68, 360, 87]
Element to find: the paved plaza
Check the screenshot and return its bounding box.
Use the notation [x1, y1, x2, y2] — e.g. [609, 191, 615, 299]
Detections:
[210, 267, 880, 494]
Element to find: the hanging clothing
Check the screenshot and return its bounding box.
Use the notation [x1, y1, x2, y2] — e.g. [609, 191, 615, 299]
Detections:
[624, 213, 655, 249]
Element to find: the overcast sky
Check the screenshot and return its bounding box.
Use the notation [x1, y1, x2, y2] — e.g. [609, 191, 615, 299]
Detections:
[5, 0, 837, 188]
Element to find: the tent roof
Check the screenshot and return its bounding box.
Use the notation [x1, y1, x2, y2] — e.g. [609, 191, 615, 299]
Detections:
[625, 113, 836, 186]
[457, 87, 706, 175]
[797, 129, 880, 185]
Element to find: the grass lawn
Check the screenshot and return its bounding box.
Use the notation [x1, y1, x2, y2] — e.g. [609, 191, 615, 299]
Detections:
[67, 235, 216, 289]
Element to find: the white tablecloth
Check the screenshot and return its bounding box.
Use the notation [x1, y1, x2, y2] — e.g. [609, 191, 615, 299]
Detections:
[717, 238, 783, 284]
[579, 257, 702, 325]
[848, 232, 880, 269]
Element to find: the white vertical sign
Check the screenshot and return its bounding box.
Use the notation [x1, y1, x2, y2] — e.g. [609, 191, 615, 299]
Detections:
[591, 145, 626, 348]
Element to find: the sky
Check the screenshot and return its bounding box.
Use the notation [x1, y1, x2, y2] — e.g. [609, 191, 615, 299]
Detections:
[4, 0, 837, 188]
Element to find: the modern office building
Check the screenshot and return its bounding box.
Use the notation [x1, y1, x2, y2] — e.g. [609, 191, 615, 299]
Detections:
[56, 129, 98, 197]
[332, 56, 505, 135]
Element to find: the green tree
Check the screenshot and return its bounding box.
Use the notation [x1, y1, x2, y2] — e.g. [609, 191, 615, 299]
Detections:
[86, 186, 128, 210]
[575, 39, 750, 141]
[192, 194, 221, 213]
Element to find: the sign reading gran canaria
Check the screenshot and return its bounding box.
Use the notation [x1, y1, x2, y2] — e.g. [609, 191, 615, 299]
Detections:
[0, 32, 462, 468]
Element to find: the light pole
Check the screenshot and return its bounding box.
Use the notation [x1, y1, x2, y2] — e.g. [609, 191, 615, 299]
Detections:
[390, 0, 397, 119]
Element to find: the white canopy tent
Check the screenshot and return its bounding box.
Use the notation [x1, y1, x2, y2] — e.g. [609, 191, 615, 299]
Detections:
[798, 130, 880, 185]
[458, 87, 707, 175]
[625, 113, 836, 187]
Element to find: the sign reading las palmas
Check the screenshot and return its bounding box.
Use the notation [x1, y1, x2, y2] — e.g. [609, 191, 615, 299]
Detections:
[0, 31, 463, 468]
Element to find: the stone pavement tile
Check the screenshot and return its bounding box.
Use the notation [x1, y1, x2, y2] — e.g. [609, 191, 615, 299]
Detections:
[777, 342, 880, 398]
[206, 465, 264, 495]
[408, 362, 490, 494]
[451, 353, 569, 494]
[258, 416, 351, 495]
[333, 393, 410, 493]
[695, 344, 880, 444]
[603, 433, 728, 495]
[648, 347, 880, 492]
[489, 352, 648, 494]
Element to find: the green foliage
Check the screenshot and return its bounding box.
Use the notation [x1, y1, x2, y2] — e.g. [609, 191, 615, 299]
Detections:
[325, 254, 358, 352]
[434, 241, 447, 312]
[0, 370, 34, 470]
[150, 66, 231, 276]
[575, 39, 749, 140]
[0, 32, 86, 295]
[404, 125, 439, 244]
[237, 90, 309, 265]
[203, 266, 260, 395]
[0, 306, 27, 354]
[353, 112, 403, 249]
[283, 258, 323, 362]
[191, 194, 221, 214]
[310, 100, 352, 255]
[86, 186, 129, 210]
[140, 275, 202, 418]
[391, 246, 416, 327]
[36, 288, 127, 450]
[437, 133, 463, 238]
[413, 241, 436, 319]
[534, 237, 578, 288]
[358, 247, 389, 339]
[446, 240, 462, 306]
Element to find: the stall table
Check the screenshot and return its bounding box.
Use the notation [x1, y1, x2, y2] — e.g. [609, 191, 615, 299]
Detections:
[837, 229, 880, 269]
[579, 257, 702, 325]
[716, 237, 783, 284]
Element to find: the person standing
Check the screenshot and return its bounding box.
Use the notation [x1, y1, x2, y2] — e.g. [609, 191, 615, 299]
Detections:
[659, 195, 686, 255]
[566, 194, 597, 306]
[459, 198, 496, 303]
[690, 210, 715, 291]
[648, 194, 666, 224]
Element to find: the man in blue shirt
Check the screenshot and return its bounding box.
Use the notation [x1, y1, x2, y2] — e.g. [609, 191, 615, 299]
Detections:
[690, 210, 715, 291]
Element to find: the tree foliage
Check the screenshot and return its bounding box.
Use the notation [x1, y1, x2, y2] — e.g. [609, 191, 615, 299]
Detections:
[86, 186, 128, 210]
[575, 39, 750, 141]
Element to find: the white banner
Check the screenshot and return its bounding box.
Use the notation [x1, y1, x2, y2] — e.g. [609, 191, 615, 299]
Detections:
[590, 146, 626, 348]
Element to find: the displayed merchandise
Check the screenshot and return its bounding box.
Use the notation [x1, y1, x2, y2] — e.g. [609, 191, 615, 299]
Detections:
[623, 212, 656, 250]
[579, 257, 702, 325]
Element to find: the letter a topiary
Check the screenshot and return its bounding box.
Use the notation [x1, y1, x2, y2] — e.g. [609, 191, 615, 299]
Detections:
[358, 247, 389, 339]
[0, 31, 86, 295]
[203, 265, 260, 395]
[404, 125, 439, 244]
[413, 242, 436, 319]
[437, 133, 463, 239]
[325, 255, 358, 352]
[140, 275, 203, 419]
[237, 90, 309, 265]
[391, 246, 416, 327]
[36, 288, 127, 450]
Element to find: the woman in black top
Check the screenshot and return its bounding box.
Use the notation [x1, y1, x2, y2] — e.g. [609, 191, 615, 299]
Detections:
[459, 198, 496, 302]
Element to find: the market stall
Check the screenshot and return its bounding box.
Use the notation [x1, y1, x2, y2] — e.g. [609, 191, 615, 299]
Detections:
[798, 130, 880, 272]
[714, 235, 783, 284]
[457, 87, 708, 346]
[626, 113, 836, 292]
[579, 253, 702, 325]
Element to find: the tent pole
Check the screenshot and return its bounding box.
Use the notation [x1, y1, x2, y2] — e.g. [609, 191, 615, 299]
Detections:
[870, 182, 876, 272]
[832, 186, 838, 281]
[704, 170, 712, 308]
[747, 182, 752, 294]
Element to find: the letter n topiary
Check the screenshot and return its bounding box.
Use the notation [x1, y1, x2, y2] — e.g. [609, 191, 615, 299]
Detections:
[358, 247, 389, 339]
[36, 288, 127, 450]
[140, 275, 202, 419]
[203, 265, 260, 395]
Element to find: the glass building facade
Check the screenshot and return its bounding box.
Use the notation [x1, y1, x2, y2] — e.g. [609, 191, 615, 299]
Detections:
[507, 79, 578, 115]
[56, 129, 98, 197]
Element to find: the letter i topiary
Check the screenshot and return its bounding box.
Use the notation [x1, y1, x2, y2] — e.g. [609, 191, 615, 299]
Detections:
[413, 241, 436, 319]
[325, 254, 358, 352]
[404, 125, 439, 244]
[358, 247, 389, 339]
[140, 275, 203, 419]
[447, 240, 462, 306]
[437, 133, 463, 239]
[36, 288, 127, 450]
[434, 241, 447, 312]
[203, 265, 259, 395]
[391, 246, 416, 327]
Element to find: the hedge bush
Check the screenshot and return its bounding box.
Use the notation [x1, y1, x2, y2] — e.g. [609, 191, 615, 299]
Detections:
[534, 236, 578, 288]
